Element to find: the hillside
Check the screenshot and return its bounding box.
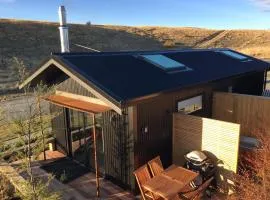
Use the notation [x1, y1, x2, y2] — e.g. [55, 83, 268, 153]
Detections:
[1, 18, 270, 92]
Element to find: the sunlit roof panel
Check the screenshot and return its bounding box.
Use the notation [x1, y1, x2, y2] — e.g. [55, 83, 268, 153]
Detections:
[219, 50, 248, 60]
[141, 54, 186, 70]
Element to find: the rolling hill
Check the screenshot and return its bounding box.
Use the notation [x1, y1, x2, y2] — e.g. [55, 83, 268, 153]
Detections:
[1, 18, 270, 92]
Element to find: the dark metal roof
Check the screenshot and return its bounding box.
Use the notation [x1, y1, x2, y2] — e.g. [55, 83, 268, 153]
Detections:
[50, 48, 269, 103]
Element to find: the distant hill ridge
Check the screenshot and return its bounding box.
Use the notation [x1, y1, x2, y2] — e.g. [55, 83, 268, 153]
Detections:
[1, 18, 270, 91]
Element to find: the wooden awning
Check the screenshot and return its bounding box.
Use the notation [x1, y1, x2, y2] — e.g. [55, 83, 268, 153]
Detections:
[46, 95, 111, 114]
[46, 93, 104, 197]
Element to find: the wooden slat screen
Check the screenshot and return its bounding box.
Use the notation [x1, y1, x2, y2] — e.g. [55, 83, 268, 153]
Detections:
[173, 113, 240, 173]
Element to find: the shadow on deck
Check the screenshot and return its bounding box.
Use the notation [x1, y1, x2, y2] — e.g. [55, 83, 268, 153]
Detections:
[38, 151, 135, 200]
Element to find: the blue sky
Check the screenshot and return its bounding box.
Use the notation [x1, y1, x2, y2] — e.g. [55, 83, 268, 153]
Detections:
[1, 0, 270, 29]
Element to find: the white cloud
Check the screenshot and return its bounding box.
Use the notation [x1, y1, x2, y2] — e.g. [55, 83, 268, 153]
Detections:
[0, 0, 16, 3]
[250, 0, 270, 11]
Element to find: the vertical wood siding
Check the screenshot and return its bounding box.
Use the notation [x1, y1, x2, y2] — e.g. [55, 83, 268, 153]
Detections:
[51, 77, 134, 188]
[102, 108, 134, 189]
[135, 85, 213, 168]
[213, 92, 270, 137]
[57, 77, 96, 98]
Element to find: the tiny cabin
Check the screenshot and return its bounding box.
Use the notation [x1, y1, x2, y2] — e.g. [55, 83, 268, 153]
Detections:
[20, 49, 269, 190]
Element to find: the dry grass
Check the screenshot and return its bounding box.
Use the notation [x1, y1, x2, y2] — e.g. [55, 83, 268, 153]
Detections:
[0, 172, 21, 200]
[1, 18, 270, 90]
[226, 129, 270, 200]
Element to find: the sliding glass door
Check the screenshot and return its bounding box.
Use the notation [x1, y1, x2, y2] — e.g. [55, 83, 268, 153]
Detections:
[69, 109, 104, 174]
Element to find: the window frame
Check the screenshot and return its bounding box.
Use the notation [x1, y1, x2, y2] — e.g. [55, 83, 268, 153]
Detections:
[139, 54, 192, 73]
[176, 94, 204, 114]
[228, 86, 233, 93]
[217, 50, 251, 61]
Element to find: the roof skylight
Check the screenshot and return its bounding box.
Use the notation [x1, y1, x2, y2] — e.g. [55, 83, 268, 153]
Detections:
[140, 54, 190, 72]
[219, 50, 249, 61]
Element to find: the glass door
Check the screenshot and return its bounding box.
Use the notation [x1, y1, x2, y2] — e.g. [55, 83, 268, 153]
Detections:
[84, 113, 105, 174]
[70, 110, 87, 164]
[69, 109, 104, 174]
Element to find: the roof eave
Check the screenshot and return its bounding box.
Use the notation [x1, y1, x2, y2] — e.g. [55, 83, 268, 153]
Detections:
[19, 57, 55, 89]
[122, 69, 268, 106]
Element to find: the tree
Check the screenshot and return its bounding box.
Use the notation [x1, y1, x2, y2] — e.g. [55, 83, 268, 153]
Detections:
[33, 82, 55, 161]
[86, 21, 91, 26]
[1, 57, 60, 199]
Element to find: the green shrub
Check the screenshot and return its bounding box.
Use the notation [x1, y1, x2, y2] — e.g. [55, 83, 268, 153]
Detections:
[59, 170, 68, 183]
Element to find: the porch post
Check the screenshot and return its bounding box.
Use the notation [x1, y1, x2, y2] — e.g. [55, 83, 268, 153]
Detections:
[92, 113, 100, 197]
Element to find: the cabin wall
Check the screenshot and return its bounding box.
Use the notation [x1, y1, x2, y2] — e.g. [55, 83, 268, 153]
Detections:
[134, 85, 213, 169]
[102, 108, 134, 189]
[57, 77, 96, 98]
[134, 72, 265, 169]
[51, 77, 134, 189]
[233, 71, 265, 95]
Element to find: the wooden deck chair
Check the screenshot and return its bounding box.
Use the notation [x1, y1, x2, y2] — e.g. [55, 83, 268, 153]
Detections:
[179, 176, 214, 200]
[148, 156, 164, 177]
[133, 165, 161, 200]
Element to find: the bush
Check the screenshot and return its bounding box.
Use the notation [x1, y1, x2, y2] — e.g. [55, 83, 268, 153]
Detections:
[59, 170, 68, 183]
[0, 173, 21, 200]
[227, 129, 270, 200]
[0, 144, 11, 152]
[15, 140, 23, 148]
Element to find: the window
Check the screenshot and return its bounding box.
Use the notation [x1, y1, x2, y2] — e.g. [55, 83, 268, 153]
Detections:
[69, 109, 104, 172]
[177, 95, 203, 114]
[218, 50, 249, 61]
[140, 54, 191, 72]
[266, 70, 270, 90]
[228, 86, 233, 93]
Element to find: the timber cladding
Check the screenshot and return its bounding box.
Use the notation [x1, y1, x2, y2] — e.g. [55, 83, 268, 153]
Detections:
[57, 77, 97, 98]
[172, 113, 240, 174]
[135, 84, 214, 168]
[213, 92, 270, 137]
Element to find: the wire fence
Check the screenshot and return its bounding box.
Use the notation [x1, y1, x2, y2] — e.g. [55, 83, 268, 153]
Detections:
[0, 95, 52, 147]
[0, 95, 50, 122]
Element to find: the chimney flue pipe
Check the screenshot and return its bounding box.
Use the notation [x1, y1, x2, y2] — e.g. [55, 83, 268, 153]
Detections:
[58, 6, 70, 53]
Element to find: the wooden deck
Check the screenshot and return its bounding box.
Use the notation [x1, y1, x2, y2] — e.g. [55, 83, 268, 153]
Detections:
[68, 172, 135, 199]
[38, 150, 135, 199]
[38, 150, 66, 160]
